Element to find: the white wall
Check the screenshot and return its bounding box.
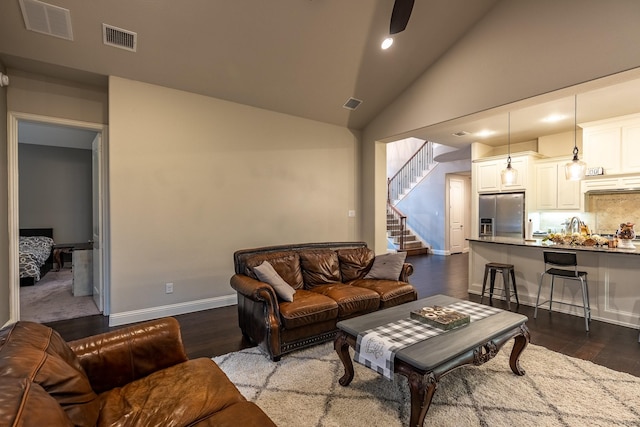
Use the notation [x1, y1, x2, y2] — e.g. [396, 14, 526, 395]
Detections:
[362, 0, 640, 253]
[18, 144, 93, 243]
[108, 77, 360, 317]
[0, 63, 8, 325]
[396, 161, 471, 253]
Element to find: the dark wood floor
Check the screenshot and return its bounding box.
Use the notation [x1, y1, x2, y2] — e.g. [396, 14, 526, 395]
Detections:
[47, 252, 640, 377]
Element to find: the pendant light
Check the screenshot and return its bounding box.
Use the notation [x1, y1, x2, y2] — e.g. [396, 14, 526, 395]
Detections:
[565, 95, 586, 180]
[501, 112, 518, 185]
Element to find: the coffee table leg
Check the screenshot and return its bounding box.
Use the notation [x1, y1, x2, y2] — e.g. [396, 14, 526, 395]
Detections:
[334, 330, 355, 386]
[407, 371, 437, 427]
[509, 324, 530, 376]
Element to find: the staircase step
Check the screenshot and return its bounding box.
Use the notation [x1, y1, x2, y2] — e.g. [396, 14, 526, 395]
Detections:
[402, 241, 424, 249]
[393, 235, 417, 243]
[403, 247, 429, 256]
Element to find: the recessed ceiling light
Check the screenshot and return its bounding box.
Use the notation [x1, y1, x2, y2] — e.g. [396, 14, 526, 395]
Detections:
[542, 114, 567, 123]
[475, 130, 495, 138]
[381, 37, 393, 50]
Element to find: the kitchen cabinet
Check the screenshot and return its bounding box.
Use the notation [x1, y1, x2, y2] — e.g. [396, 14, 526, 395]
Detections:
[622, 122, 640, 172]
[473, 154, 534, 193]
[582, 113, 640, 175]
[534, 159, 580, 210]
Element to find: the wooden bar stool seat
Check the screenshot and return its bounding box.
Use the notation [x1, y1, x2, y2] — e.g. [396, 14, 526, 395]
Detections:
[481, 262, 519, 310]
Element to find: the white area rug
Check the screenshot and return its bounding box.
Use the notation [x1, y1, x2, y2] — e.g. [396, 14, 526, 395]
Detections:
[213, 341, 640, 426]
[20, 269, 100, 323]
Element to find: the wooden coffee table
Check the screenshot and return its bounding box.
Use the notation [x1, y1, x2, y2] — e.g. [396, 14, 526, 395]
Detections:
[334, 294, 530, 427]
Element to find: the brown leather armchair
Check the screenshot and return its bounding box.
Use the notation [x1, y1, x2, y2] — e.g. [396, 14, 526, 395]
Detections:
[0, 317, 276, 427]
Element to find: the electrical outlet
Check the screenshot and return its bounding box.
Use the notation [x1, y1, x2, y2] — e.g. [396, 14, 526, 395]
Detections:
[165, 283, 174, 294]
[348, 210, 356, 217]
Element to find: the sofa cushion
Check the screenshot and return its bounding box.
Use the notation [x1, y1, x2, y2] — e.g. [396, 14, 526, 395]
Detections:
[193, 401, 277, 426]
[253, 261, 296, 302]
[349, 279, 418, 309]
[0, 378, 74, 427]
[309, 283, 380, 317]
[0, 322, 100, 427]
[298, 250, 341, 288]
[337, 247, 375, 282]
[245, 252, 304, 289]
[364, 252, 407, 280]
[278, 289, 339, 329]
[98, 358, 246, 427]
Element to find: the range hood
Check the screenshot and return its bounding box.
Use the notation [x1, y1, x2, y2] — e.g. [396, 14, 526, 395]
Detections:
[585, 188, 640, 194]
[582, 174, 640, 193]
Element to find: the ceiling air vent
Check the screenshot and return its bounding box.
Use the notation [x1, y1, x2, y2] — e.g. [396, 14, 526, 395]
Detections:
[452, 131, 470, 137]
[103, 24, 137, 52]
[19, 0, 73, 41]
[343, 97, 363, 111]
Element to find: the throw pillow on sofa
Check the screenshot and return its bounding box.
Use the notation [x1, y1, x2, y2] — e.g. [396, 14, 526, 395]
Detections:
[364, 252, 407, 280]
[244, 251, 304, 289]
[253, 261, 296, 302]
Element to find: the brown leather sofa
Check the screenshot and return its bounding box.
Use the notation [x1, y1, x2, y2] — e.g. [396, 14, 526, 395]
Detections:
[231, 242, 417, 361]
[0, 317, 276, 427]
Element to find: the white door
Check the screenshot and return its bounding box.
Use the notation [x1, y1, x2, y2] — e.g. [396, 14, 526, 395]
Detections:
[449, 177, 465, 254]
[92, 134, 103, 311]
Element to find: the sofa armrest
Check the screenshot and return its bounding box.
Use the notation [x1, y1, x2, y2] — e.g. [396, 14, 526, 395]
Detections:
[230, 274, 280, 316]
[68, 317, 188, 393]
[400, 262, 414, 282]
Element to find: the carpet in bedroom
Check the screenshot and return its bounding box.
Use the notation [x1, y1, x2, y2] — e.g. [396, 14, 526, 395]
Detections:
[20, 269, 100, 323]
[213, 341, 640, 427]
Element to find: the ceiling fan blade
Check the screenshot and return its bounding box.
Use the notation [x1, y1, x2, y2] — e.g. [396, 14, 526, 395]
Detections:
[389, 0, 415, 35]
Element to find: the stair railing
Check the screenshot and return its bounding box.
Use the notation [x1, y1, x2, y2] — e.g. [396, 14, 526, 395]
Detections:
[387, 203, 407, 251]
[387, 140, 434, 204]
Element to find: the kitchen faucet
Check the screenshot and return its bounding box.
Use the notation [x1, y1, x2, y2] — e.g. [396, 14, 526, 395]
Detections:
[567, 216, 581, 234]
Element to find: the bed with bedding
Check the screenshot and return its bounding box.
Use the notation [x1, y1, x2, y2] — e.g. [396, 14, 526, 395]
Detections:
[19, 228, 55, 286]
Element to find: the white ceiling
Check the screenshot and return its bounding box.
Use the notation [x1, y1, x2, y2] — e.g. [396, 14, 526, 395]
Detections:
[0, 0, 499, 131]
[18, 121, 97, 150]
[4, 1, 640, 151]
[412, 69, 640, 149]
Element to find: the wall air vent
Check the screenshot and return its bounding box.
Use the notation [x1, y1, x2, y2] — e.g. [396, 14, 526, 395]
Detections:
[103, 24, 137, 52]
[343, 97, 363, 111]
[19, 0, 73, 41]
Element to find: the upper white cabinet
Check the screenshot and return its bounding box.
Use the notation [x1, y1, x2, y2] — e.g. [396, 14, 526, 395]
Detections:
[475, 160, 501, 192]
[473, 153, 536, 194]
[582, 113, 640, 175]
[534, 159, 580, 210]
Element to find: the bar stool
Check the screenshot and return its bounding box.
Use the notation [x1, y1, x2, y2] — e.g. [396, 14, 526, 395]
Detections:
[534, 250, 591, 332]
[481, 262, 519, 310]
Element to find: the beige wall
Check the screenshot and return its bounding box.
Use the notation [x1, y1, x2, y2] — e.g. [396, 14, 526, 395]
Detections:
[0, 63, 8, 325]
[7, 69, 107, 124]
[362, 0, 640, 252]
[108, 77, 360, 315]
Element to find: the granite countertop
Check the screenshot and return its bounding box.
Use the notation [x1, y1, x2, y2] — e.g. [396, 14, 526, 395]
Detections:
[468, 237, 640, 255]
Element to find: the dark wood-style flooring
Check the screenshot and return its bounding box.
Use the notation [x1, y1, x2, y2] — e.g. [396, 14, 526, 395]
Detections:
[46, 252, 640, 377]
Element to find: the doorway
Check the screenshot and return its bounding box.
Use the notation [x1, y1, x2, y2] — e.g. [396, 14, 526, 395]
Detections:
[7, 112, 110, 323]
[446, 173, 471, 254]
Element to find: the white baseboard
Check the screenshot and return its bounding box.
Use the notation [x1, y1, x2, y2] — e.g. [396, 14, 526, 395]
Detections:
[430, 249, 449, 255]
[108, 294, 238, 327]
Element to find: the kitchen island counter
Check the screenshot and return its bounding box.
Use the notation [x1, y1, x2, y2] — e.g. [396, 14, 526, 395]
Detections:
[468, 238, 640, 330]
[468, 236, 640, 255]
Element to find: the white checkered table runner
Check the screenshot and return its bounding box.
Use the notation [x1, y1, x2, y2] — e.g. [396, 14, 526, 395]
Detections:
[354, 301, 503, 380]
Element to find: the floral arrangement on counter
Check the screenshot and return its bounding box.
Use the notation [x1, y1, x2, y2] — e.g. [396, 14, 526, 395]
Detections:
[542, 232, 610, 247]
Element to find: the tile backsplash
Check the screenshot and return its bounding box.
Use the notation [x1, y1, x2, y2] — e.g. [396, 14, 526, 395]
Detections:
[585, 192, 640, 235]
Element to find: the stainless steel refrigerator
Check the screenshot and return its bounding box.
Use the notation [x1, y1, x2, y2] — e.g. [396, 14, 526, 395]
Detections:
[478, 192, 525, 238]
